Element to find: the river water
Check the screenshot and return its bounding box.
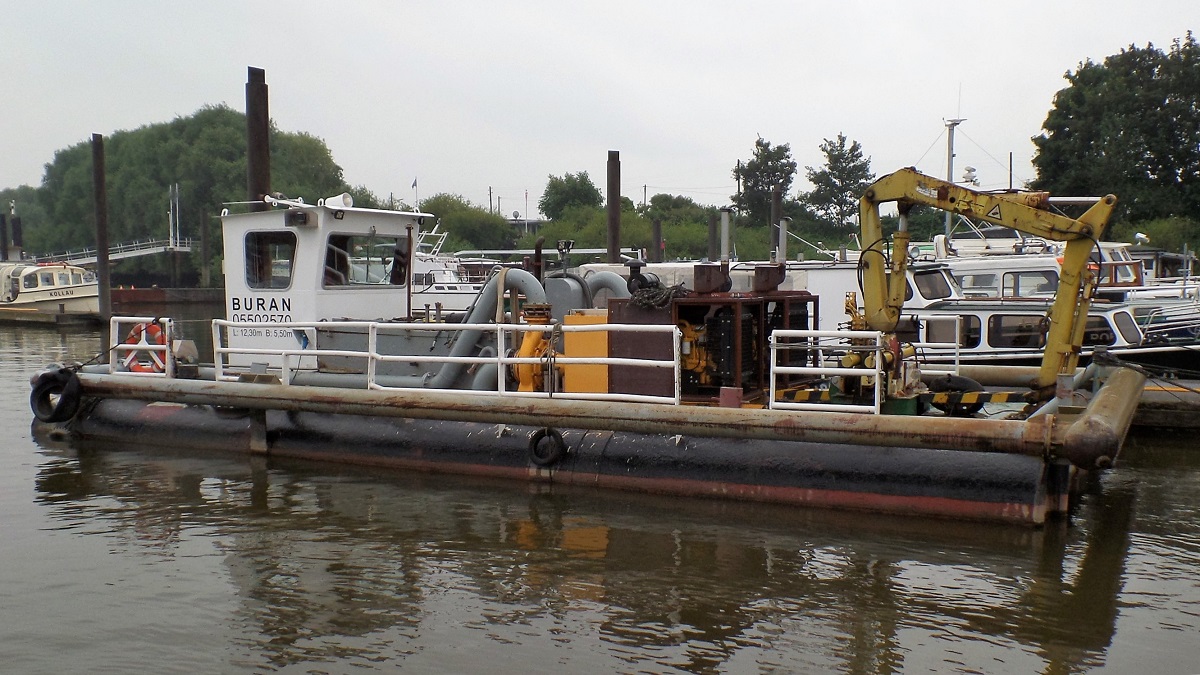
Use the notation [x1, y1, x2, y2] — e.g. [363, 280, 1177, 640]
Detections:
[1, 317, 1198, 674]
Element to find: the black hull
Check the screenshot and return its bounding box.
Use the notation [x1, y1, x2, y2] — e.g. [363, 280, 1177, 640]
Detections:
[47, 398, 1057, 525]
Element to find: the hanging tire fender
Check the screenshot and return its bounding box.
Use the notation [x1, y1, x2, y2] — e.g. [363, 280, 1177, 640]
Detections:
[30, 368, 83, 423]
[928, 374, 986, 417]
[529, 427, 567, 467]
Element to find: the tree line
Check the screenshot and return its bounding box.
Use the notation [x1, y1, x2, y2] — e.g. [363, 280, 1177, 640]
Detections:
[2, 33, 1197, 282]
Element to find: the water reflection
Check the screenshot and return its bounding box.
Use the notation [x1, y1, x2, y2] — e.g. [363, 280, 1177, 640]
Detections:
[31, 435, 1143, 673]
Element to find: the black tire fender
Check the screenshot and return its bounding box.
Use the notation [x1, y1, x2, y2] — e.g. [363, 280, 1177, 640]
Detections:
[529, 427, 566, 467]
[929, 374, 986, 417]
[30, 369, 83, 423]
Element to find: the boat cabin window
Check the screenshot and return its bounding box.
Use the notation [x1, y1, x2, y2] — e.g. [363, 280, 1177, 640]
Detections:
[323, 234, 409, 288]
[71, 273, 83, 285]
[957, 272, 997, 297]
[1081, 316, 1117, 346]
[24, 273, 38, 289]
[987, 315, 1047, 349]
[245, 231, 297, 289]
[923, 314, 981, 348]
[40, 272, 55, 286]
[1003, 270, 1058, 297]
[912, 270, 954, 300]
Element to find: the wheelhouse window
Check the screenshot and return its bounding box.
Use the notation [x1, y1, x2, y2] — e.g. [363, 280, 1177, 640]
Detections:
[1114, 312, 1141, 343]
[987, 314, 1047, 349]
[912, 270, 954, 300]
[323, 234, 409, 288]
[24, 273, 39, 289]
[246, 231, 297, 289]
[40, 272, 55, 286]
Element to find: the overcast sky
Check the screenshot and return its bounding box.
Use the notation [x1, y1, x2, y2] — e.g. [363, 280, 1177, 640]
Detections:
[3, 1, 1193, 217]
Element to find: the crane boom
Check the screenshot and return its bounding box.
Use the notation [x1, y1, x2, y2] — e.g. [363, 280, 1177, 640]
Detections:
[857, 167, 1117, 396]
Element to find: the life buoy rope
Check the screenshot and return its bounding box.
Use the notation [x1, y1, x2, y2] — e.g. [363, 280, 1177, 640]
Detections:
[122, 322, 167, 373]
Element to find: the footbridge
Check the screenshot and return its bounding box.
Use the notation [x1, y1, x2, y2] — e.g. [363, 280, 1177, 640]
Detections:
[32, 238, 194, 266]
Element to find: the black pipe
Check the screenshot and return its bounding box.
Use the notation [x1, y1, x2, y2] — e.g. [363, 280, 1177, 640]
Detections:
[533, 236, 545, 282]
[0, 214, 7, 261]
[245, 67, 270, 212]
[11, 215, 23, 256]
[707, 213, 718, 261]
[651, 218, 662, 263]
[771, 186, 782, 251]
[92, 134, 112, 351]
[607, 150, 620, 263]
[200, 210, 210, 288]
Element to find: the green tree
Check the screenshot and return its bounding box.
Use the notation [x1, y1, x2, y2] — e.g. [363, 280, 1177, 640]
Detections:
[644, 193, 718, 227]
[419, 193, 515, 251]
[538, 171, 603, 220]
[29, 104, 354, 283]
[1032, 33, 1200, 223]
[731, 137, 797, 227]
[0, 185, 49, 255]
[1107, 215, 1200, 253]
[800, 133, 875, 229]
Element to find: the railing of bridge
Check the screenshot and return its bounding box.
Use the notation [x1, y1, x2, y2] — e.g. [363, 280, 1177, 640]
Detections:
[31, 238, 195, 264]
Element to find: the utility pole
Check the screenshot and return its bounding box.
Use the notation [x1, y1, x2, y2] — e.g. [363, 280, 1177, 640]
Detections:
[489, 186, 493, 214]
[944, 118, 965, 236]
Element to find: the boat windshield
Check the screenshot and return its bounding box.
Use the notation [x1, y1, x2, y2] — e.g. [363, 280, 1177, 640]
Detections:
[325, 234, 409, 287]
[912, 270, 954, 300]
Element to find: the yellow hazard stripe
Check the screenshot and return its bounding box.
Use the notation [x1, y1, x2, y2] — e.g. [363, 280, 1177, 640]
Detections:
[924, 392, 1025, 404]
[777, 390, 833, 402]
[776, 390, 1028, 404]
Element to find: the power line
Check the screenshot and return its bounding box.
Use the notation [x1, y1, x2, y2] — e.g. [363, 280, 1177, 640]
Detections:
[911, 129, 946, 168]
[957, 129, 1014, 173]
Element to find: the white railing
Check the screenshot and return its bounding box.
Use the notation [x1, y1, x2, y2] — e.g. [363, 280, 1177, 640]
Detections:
[907, 314, 963, 375]
[768, 329, 885, 414]
[108, 316, 175, 378]
[1139, 304, 1200, 342]
[210, 319, 683, 405]
[35, 238, 195, 264]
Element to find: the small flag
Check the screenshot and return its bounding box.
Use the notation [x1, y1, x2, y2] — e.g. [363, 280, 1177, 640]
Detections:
[411, 178, 418, 189]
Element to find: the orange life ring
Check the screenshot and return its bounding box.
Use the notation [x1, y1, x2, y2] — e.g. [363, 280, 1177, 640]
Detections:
[122, 322, 167, 373]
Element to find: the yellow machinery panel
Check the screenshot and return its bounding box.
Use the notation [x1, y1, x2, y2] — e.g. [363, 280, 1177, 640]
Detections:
[563, 309, 609, 393]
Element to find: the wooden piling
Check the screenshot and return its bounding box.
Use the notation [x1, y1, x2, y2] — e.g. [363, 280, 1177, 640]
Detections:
[606, 150, 620, 263]
[246, 67, 271, 211]
[92, 134, 113, 354]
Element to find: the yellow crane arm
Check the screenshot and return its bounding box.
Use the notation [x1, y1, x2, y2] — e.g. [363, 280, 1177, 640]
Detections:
[857, 167, 1117, 394]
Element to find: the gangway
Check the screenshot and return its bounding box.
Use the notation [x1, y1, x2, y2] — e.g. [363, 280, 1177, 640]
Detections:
[28, 184, 193, 266]
[32, 238, 194, 266]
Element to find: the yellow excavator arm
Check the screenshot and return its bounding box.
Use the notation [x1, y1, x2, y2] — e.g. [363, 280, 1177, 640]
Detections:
[858, 167, 1117, 394]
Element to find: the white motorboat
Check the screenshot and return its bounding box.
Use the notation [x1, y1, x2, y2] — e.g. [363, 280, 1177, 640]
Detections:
[0, 260, 100, 317]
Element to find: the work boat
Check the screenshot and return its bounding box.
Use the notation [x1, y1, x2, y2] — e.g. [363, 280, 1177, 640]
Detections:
[29, 175, 1147, 526]
[0, 260, 99, 318]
